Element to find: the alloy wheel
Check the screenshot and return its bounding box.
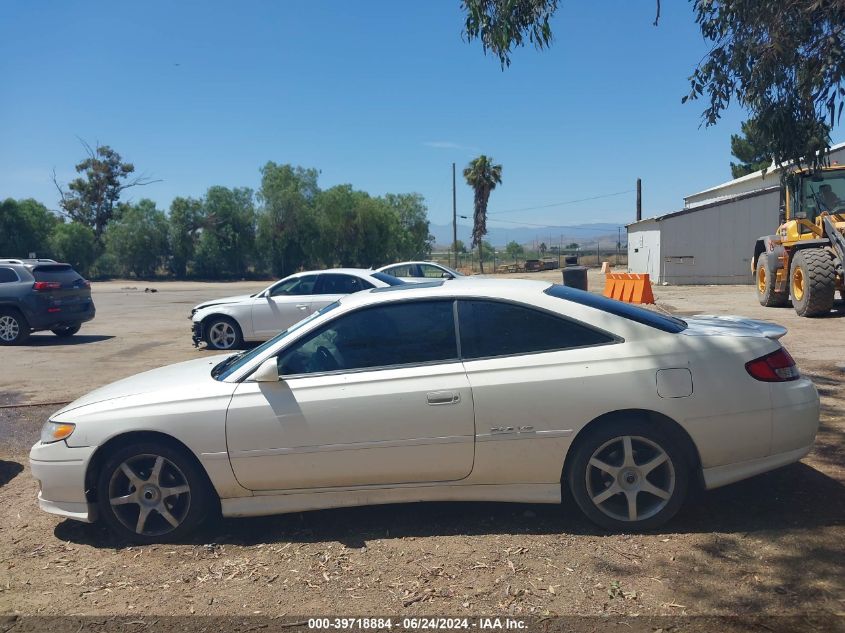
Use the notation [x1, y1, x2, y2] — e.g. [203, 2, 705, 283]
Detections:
[107, 454, 192, 536]
[585, 435, 675, 522]
[208, 321, 237, 349]
[0, 315, 20, 342]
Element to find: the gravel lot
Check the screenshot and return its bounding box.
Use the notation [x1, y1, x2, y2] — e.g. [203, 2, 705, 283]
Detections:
[0, 273, 843, 622]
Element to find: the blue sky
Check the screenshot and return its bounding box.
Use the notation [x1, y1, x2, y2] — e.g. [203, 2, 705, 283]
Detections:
[2, 1, 837, 237]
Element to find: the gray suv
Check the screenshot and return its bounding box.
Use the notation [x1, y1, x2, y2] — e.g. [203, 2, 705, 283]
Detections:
[0, 259, 96, 345]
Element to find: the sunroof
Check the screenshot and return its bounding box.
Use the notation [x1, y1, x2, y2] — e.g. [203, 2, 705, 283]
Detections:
[370, 280, 444, 292]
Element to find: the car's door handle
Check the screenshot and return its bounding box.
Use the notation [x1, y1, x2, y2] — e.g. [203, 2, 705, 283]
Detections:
[426, 391, 460, 405]
[295, 304, 309, 310]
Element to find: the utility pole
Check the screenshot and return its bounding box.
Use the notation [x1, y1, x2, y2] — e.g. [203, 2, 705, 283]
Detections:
[452, 163, 457, 269]
[617, 226, 621, 263]
[636, 178, 642, 222]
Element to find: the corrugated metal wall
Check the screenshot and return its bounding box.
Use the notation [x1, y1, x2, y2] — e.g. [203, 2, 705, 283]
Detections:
[658, 190, 779, 284]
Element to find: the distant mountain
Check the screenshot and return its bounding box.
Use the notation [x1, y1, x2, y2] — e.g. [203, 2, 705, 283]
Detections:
[429, 222, 624, 248]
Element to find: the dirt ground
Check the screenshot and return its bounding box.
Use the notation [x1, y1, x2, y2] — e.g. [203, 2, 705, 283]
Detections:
[0, 273, 843, 622]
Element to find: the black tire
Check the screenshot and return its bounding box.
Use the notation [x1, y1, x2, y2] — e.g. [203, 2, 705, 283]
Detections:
[755, 254, 789, 307]
[566, 417, 690, 531]
[0, 308, 30, 346]
[790, 249, 836, 317]
[203, 316, 243, 350]
[51, 324, 81, 338]
[96, 441, 213, 544]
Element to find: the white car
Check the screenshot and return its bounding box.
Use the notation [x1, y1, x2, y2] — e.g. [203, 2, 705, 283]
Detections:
[190, 268, 402, 350]
[377, 261, 464, 283]
[31, 279, 819, 542]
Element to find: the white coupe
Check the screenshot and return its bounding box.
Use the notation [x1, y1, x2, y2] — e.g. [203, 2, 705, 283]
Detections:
[190, 268, 402, 350]
[31, 279, 818, 542]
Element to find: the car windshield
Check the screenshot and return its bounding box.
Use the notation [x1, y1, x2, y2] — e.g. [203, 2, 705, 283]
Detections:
[212, 301, 341, 380]
[370, 272, 406, 286]
[544, 284, 687, 333]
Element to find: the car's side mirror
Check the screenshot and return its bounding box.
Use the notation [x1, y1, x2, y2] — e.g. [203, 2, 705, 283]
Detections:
[252, 357, 281, 382]
[441, 272, 454, 279]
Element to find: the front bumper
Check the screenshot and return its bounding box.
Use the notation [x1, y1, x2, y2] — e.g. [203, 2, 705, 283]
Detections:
[191, 320, 204, 347]
[29, 441, 97, 523]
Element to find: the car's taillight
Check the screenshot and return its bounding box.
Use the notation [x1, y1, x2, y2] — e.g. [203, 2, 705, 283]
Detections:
[32, 281, 62, 291]
[745, 348, 800, 382]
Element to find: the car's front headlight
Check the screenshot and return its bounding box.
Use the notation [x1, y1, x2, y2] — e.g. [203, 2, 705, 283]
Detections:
[40, 421, 76, 444]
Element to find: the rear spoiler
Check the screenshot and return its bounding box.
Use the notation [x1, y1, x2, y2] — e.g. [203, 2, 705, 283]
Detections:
[687, 315, 787, 340]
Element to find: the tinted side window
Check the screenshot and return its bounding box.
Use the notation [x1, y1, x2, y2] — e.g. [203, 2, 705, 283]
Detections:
[420, 264, 447, 278]
[315, 274, 373, 295]
[458, 300, 614, 359]
[277, 300, 457, 375]
[384, 264, 413, 277]
[0, 267, 18, 283]
[270, 275, 318, 297]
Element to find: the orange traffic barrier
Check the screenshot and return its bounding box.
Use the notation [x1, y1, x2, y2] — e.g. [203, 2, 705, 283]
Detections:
[603, 273, 655, 304]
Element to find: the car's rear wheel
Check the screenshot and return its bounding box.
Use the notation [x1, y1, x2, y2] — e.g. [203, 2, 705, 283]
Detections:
[566, 419, 689, 531]
[0, 309, 30, 346]
[204, 316, 243, 350]
[51, 324, 81, 338]
[96, 441, 212, 543]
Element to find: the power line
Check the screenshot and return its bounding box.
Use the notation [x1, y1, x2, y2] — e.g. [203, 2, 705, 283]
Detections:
[485, 217, 626, 230]
[487, 189, 635, 216]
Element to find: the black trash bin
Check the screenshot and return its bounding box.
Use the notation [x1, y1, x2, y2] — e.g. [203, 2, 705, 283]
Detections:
[562, 266, 588, 291]
[564, 255, 579, 266]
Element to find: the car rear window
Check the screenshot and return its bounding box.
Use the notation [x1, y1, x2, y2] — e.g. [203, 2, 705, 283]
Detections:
[32, 264, 83, 284]
[544, 284, 687, 333]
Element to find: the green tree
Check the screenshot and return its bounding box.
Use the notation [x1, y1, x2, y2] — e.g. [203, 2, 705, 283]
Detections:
[539, 242, 547, 256]
[256, 163, 320, 277]
[49, 222, 97, 276]
[315, 186, 402, 268]
[382, 193, 433, 260]
[505, 240, 524, 261]
[103, 199, 168, 278]
[462, 1, 845, 170]
[54, 142, 157, 241]
[0, 198, 58, 257]
[566, 242, 579, 250]
[168, 197, 203, 277]
[463, 155, 503, 274]
[453, 239, 468, 254]
[730, 119, 773, 178]
[195, 186, 256, 278]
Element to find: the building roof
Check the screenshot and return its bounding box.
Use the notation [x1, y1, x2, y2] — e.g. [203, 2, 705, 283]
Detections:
[684, 141, 845, 205]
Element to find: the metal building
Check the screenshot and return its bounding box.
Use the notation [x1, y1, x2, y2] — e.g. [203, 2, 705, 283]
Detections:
[627, 142, 845, 285]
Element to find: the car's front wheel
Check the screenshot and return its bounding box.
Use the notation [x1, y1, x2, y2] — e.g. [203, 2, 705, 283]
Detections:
[0, 309, 30, 345]
[96, 441, 212, 543]
[203, 316, 243, 350]
[566, 419, 689, 531]
[51, 324, 81, 338]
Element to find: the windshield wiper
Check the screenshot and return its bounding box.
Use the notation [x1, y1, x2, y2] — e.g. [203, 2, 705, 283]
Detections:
[211, 350, 248, 379]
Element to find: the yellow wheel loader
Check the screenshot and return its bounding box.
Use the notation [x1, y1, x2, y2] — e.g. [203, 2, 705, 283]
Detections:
[752, 166, 845, 317]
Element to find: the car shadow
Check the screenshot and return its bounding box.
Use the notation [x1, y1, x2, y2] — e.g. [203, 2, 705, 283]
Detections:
[23, 334, 115, 346]
[0, 460, 23, 488]
[54, 461, 845, 549]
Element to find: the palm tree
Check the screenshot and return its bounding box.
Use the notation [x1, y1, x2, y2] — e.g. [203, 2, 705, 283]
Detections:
[463, 155, 502, 273]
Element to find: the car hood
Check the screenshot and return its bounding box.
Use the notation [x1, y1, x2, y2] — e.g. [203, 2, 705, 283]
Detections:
[52, 355, 233, 416]
[193, 294, 255, 311]
[682, 314, 787, 340]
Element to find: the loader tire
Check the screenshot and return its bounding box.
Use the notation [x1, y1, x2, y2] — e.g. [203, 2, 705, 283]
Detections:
[756, 254, 789, 307]
[790, 249, 836, 317]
